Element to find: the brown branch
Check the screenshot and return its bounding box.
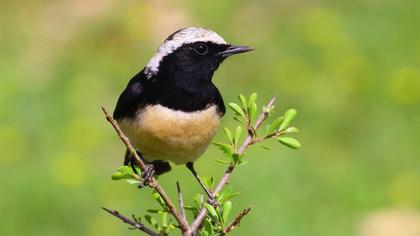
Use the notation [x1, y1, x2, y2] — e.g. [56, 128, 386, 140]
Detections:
[101, 107, 191, 235]
[101, 107, 148, 171]
[221, 207, 252, 235]
[190, 96, 277, 233]
[102, 207, 160, 236]
[176, 181, 187, 223]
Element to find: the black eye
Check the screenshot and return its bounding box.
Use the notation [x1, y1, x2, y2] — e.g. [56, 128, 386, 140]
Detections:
[192, 43, 208, 55]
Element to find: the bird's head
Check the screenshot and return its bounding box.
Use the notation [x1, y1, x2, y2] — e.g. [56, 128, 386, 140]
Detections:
[144, 27, 253, 83]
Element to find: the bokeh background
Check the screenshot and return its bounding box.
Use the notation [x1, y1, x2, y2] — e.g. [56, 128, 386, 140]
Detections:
[1, 0, 420, 235]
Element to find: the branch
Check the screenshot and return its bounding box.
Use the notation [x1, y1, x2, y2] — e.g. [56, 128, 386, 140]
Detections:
[190, 96, 276, 233]
[176, 182, 187, 223]
[102, 107, 148, 171]
[221, 207, 252, 235]
[101, 107, 191, 235]
[102, 207, 160, 236]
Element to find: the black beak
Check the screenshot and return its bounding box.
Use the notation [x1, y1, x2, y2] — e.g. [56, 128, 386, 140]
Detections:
[217, 45, 254, 57]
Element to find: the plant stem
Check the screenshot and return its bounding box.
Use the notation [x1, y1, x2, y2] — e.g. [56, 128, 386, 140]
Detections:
[190, 96, 276, 234]
[102, 207, 160, 236]
[221, 207, 252, 235]
[176, 182, 187, 223]
[101, 107, 191, 235]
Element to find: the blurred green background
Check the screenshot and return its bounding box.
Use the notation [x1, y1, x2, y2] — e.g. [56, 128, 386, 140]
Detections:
[1, 0, 420, 235]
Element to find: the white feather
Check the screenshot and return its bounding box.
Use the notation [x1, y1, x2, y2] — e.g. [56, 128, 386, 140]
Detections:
[145, 27, 228, 78]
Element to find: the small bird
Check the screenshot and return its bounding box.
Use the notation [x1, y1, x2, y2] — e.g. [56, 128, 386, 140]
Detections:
[113, 27, 253, 197]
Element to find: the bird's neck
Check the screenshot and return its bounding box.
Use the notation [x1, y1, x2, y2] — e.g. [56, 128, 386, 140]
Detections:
[162, 67, 214, 92]
[147, 71, 219, 112]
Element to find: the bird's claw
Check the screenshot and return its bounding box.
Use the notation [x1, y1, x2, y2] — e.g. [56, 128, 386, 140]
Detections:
[139, 164, 155, 187]
[208, 197, 218, 208]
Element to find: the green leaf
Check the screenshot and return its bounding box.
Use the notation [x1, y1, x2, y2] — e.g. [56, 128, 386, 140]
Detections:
[217, 186, 232, 202]
[161, 212, 168, 228]
[249, 102, 258, 122]
[223, 127, 234, 145]
[224, 192, 240, 203]
[284, 127, 299, 133]
[168, 224, 175, 232]
[228, 103, 246, 119]
[277, 137, 301, 149]
[117, 165, 132, 173]
[147, 209, 162, 214]
[111, 172, 125, 180]
[204, 203, 219, 221]
[233, 116, 246, 125]
[238, 94, 247, 109]
[145, 215, 159, 230]
[111, 166, 136, 180]
[279, 108, 297, 131]
[234, 126, 242, 148]
[216, 159, 231, 164]
[217, 186, 240, 203]
[222, 201, 232, 224]
[126, 179, 140, 185]
[248, 92, 258, 108]
[232, 153, 244, 164]
[135, 167, 141, 174]
[152, 191, 167, 209]
[212, 142, 234, 159]
[267, 116, 284, 134]
[202, 176, 214, 190]
[202, 218, 213, 236]
[193, 193, 203, 208]
[119, 165, 141, 175]
[183, 206, 197, 211]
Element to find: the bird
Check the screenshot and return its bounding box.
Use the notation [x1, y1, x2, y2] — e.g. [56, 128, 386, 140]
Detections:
[113, 27, 253, 198]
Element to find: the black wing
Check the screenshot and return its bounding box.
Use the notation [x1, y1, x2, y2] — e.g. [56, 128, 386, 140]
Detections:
[113, 70, 147, 120]
[213, 87, 226, 117]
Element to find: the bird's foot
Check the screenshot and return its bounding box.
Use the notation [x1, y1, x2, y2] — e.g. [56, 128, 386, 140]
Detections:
[185, 162, 219, 207]
[201, 187, 218, 207]
[138, 164, 155, 188]
[208, 196, 219, 208]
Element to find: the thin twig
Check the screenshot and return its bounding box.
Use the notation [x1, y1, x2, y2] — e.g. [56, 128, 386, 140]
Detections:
[221, 207, 252, 235]
[176, 182, 187, 223]
[102, 207, 160, 236]
[190, 96, 276, 233]
[101, 107, 148, 171]
[101, 107, 191, 235]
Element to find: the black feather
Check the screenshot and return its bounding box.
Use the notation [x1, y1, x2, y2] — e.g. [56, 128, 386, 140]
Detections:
[113, 42, 228, 120]
[113, 70, 146, 120]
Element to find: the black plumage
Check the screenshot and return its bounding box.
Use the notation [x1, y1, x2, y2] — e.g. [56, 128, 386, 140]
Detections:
[113, 42, 228, 121]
